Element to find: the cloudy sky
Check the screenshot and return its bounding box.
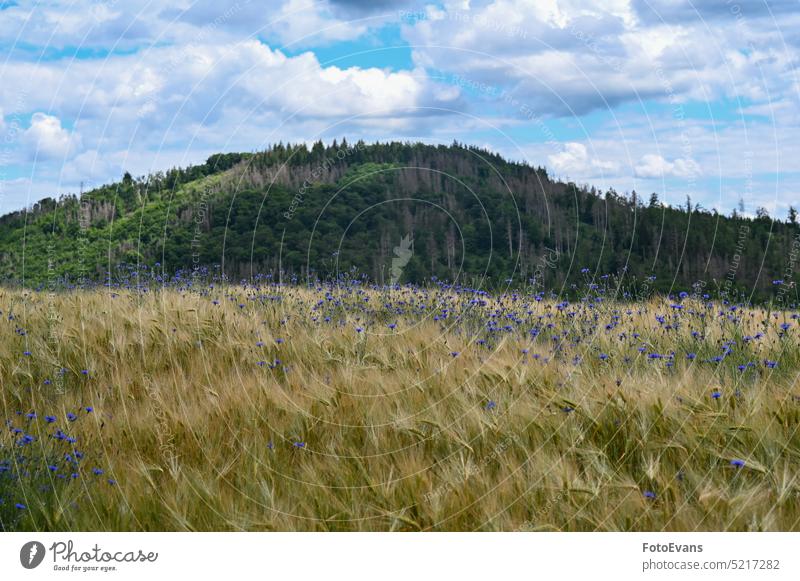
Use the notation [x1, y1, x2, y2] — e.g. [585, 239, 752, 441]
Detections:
[0, 0, 797, 216]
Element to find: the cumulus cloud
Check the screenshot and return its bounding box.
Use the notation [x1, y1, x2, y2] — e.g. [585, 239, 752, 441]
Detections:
[634, 154, 700, 179]
[548, 142, 619, 178]
[22, 113, 80, 161]
[402, 0, 798, 117]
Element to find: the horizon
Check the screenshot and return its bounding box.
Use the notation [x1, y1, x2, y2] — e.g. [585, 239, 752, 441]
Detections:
[3, 138, 794, 223]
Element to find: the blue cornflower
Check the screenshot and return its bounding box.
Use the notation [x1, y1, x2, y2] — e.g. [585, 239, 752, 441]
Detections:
[643, 491, 656, 499]
[730, 459, 745, 468]
[293, 441, 306, 448]
[450, 351, 460, 357]
[711, 391, 722, 400]
[599, 353, 609, 361]
[66, 412, 77, 422]
[45, 415, 56, 423]
[85, 407, 93, 413]
[485, 400, 497, 410]
[15, 503, 26, 510]
[92, 468, 104, 475]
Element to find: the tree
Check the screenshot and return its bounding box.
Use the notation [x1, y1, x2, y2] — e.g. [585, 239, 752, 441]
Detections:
[648, 193, 659, 208]
[789, 206, 797, 225]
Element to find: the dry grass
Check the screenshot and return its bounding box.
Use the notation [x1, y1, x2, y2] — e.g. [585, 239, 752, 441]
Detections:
[1, 285, 799, 531]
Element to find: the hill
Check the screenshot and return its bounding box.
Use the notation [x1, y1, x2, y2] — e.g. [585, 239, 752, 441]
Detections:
[0, 141, 797, 302]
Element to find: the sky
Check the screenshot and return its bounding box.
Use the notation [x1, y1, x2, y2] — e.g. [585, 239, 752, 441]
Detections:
[0, 0, 798, 217]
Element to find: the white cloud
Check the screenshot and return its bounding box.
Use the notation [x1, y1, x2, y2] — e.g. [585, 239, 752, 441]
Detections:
[634, 154, 700, 179]
[273, 0, 369, 46]
[548, 142, 618, 178]
[402, 0, 799, 117]
[22, 113, 80, 161]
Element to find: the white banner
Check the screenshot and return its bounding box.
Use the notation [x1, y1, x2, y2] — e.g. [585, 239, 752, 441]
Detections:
[2, 532, 799, 580]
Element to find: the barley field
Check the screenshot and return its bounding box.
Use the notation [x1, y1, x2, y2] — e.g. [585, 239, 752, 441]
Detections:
[2, 281, 799, 531]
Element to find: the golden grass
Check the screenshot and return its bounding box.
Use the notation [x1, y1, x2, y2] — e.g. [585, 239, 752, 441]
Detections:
[1, 286, 799, 531]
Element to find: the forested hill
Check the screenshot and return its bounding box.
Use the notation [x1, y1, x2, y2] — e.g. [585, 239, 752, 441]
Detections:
[0, 140, 797, 301]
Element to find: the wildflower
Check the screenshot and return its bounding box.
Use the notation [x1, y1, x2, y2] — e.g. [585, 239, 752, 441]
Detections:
[730, 459, 745, 468]
[711, 390, 722, 400]
[85, 407, 93, 413]
[66, 412, 77, 422]
[450, 351, 460, 358]
[15, 503, 26, 510]
[23, 351, 31, 356]
[686, 353, 696, 360]
[643, 491, 656, 499]
[275, 338, 284, 344]
[45, 415, 56, 423]
[108, 479, 117, 485]
[599, 353, 609, 361]
[92, 468, 104, 475]
[485, 400, 497, 411]
[293, 441, 306, 448]
[764, 360, 778, 369]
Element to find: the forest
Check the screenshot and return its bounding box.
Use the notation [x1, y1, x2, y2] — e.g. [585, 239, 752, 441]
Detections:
[0, 141, 797, 302]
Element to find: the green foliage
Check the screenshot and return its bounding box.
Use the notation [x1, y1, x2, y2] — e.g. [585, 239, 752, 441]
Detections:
[0, 143, 797, 301]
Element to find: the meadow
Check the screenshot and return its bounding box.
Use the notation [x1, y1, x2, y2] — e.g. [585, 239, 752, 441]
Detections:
[2, 275, 799, 531]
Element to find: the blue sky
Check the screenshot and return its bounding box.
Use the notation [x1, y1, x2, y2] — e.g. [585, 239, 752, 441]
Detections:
[1, 0, 798, 217]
